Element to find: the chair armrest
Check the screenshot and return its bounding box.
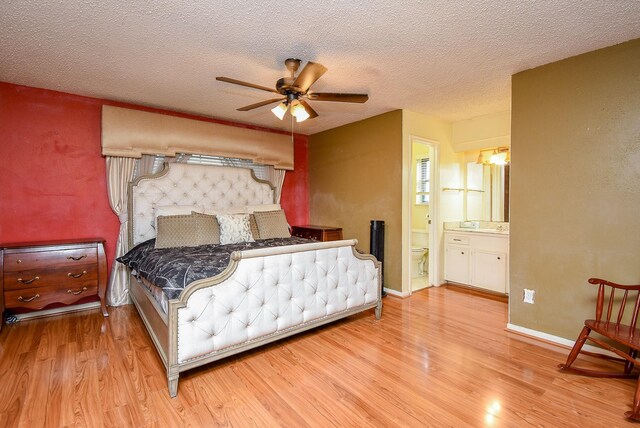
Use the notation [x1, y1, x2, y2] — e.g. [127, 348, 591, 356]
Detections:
[589, 278, 640, 290]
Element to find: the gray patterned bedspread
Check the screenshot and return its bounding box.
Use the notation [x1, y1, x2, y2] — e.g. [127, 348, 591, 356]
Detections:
[118, 237, 314, 300]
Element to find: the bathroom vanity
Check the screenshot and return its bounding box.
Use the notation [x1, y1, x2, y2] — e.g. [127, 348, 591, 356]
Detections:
[444, 226, 509, 294]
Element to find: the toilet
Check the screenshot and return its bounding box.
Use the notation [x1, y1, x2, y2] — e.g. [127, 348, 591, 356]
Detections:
[411, 229, 429, 278]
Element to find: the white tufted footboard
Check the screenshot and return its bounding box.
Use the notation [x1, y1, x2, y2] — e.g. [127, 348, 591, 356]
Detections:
[162, 239, 382, 397]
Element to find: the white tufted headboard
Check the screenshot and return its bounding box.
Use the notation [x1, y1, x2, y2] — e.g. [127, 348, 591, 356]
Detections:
[128, 163, 275, 246]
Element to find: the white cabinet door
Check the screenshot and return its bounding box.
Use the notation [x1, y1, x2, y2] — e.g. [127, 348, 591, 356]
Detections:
[471, 250, 507, 293]
[444, 245, 470, 284]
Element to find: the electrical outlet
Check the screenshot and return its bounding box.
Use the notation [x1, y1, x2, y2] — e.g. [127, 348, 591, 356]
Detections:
[523, 289, 535, 304]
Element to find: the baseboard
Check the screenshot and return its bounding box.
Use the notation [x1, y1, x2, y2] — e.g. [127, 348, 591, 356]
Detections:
[384, 287, 411, 298]
[506, 323, 615, 357]
[10, 301, 101, 322]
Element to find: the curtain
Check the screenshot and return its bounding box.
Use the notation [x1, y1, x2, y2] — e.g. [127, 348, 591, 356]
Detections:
[270, 168, 286, 203]
[105, 156, 137, 306]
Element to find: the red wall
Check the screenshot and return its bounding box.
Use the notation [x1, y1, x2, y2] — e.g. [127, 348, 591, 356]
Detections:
[0, 82, 309, 273]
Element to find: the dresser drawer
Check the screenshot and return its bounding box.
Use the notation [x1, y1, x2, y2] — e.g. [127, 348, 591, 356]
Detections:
[291, 226, 343, 242]
[294, 229, 322, 240]
[3, 248, 97, 273]
[4, 282, 99, 310]
[3, 264, 98, 291]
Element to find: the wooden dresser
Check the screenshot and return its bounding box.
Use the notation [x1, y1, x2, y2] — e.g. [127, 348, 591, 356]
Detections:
[0, 238, 108, 329]
[291, 225, 343, 242]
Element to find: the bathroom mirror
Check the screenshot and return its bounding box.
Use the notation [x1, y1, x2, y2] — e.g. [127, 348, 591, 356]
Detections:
[466, 162, 510, 222]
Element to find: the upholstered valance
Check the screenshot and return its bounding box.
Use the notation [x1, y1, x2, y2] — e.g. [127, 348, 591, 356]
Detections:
[101, 106, 293, 170]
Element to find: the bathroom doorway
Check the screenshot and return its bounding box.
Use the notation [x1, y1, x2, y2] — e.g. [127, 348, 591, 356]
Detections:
[410, 138, 437, 292]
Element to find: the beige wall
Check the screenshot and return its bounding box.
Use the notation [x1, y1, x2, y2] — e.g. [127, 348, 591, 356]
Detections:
[510, 38, 640, 339]
[452, 110, 510, 152]
[309, 111, 404, 291]
[402, 110, 461, 290]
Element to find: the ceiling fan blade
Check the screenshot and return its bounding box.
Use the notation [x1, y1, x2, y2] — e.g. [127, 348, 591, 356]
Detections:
[307, 92, 369, 103]
[237, 98, 286, 111]
[216, 77, 279, 94]
[298, 99, 319, 119]
[292, 62, 328, 93]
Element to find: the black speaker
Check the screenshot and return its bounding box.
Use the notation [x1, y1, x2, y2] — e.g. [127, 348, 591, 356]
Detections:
[370, 220, 386, 297]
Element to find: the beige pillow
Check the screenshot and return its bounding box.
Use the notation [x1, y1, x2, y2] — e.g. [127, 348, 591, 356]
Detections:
[254, 210, 290, 239]
[249, 214, 260, 240]
[153, 204, 202, 231]
[191, 212, 221, 245]
[244, 203, 281, 214]
[155, 214, 200, 249]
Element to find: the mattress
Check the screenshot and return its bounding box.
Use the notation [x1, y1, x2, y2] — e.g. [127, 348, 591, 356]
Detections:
[118, 237, 314, 306]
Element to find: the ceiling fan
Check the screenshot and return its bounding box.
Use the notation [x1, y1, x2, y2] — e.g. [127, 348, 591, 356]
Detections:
[216, 58, 369, 122]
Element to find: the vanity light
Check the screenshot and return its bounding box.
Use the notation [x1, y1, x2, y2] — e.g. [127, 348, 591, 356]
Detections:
[477, 147, 510, 165]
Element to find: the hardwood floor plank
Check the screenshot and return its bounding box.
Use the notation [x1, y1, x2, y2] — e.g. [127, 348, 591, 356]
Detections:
[1, 286, 637, 426]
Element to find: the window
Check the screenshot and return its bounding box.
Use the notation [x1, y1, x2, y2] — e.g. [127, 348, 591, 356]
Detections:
[416, 157, 430, 204]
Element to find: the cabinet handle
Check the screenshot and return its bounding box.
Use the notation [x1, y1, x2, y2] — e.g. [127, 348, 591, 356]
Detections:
[453, 239, 462, 242]
[67, 287, 88, 295]
[67, 255, 87, 261]
[497, 256, 501, 260]
[17, 276, 40, 285]
[67, 270, 87, 278]
[17, 294, 40, 302]
[461, 251, 465, 255]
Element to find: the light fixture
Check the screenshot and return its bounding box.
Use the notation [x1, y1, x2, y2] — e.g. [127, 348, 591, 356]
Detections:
[476, 151, 487, 164]
[477, 147, 510, 165]
[290, 100, 310, 122]
[271, 102, 288, 120]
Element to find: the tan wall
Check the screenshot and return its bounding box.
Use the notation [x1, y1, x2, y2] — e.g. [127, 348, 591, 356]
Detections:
[402, 110, 460, 289]
[510, 38, 640, 339]
[309, 111, 403, 291]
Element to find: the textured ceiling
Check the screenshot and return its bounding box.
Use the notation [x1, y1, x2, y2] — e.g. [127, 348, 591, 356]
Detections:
[1, 1, 639, 135]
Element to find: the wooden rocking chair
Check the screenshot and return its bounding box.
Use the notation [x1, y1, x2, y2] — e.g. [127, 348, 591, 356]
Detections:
[558, 277, 640, 421]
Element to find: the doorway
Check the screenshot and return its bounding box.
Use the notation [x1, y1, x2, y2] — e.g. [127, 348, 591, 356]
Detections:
[410, 137, 438, 292]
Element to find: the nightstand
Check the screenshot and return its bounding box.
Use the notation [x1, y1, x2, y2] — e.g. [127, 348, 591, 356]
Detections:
[291, 225, 343, 242]
[1, 238, 108, 329]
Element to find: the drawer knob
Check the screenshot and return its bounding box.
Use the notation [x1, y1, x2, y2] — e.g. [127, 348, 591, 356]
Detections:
[461, 251, 465, 255]
[17, 276, 40, 285]
[16, 259, 21, 264]
[68, 270, 87, 278]
[67, 255, 87, 261]
[497, 256, 501, 260]
[17, 294, 40, 302]
[67, 287, 88, 295]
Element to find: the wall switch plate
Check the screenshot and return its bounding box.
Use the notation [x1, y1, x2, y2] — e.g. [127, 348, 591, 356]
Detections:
[523, 289, 535, 304]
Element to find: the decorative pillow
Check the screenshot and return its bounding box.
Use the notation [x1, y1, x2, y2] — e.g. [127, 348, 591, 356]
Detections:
[153, 204, 202, 231]
[203, 206, 246, 216]
[244, 203, 281, 214]
[249, 214, 260, 240]
[155, 214, 201, 249]
[216, 214, 255, 244]
[191, 212, 221, 245]
[253, 210, 291, 239]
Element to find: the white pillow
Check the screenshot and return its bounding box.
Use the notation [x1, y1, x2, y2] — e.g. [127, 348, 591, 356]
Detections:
[216, 214, 255, 244]
[244, 203, 281, 214]
[153, 205, 203, 231]
[203, 206, 246, 215]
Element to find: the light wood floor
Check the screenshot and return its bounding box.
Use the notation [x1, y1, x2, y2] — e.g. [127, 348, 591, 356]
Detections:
[0, 286, 636, 427]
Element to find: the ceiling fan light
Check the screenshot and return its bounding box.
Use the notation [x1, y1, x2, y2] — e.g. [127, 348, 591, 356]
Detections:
[271, 102, 287, 120]
[290, 101, 310, 122]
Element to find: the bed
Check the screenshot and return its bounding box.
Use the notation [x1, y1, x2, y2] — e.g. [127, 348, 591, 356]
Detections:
[121, 163, 382, 397]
